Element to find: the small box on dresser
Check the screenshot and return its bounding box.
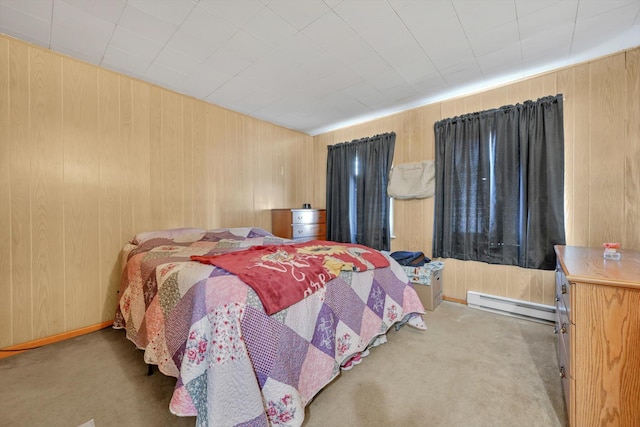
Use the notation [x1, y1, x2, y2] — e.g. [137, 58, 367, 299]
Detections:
[271, 208, 326, 242]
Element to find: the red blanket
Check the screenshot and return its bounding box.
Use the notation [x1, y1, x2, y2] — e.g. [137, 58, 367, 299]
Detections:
[191, 240, 389, 315]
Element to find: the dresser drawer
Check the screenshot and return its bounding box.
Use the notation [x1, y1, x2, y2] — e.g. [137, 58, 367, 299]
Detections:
[555, 264, 571, 321]
[291, 209, 326, 225]
[292, 223, 326, 239]
[555, 297, 570, 378]
[272, 208, 326, 241]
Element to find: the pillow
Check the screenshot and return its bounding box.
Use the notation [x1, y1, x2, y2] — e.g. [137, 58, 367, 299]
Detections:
[131, 227, 206, 245]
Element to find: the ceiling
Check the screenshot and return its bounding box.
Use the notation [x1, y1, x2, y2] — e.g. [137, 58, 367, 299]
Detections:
[1, 1, 639, 135]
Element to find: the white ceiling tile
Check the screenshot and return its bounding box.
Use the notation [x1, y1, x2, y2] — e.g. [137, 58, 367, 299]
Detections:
[577, 0, 640, 19]
[388, 0, 418, 11]
[109, 25, 163, 62]
[398, 0, 463, 38]
[622, 22, 640, 48]
[235, 58, 286, 83]
[220, 30, 277, 64]
[467, 20, 520, 57]
[343, 81, 380, 99]
[377, 81, 418, 102]
[324, 34, 375, 65]
[441, 59, 483, 86]
[521, 26, 573, 62]
[179, 6, 238, 43]
[572, 3, 640, 54]
[181, 64, 233, 98]
[51, 0, 115, 60]
[322, 0, 343, 9]
[126, 0, 195, 26]
[517, 1, 579, 41]
[154, 47, 202, 76]
[399, 1, 469, 56]
[301, 67, 364, 95]
[427, 40, 476, 70]
[242, 6, 298, 47]
[203, 48, 254, 76]
[273, 32, 327, 65]
[197, 0, 265, 28]
[0, 3, 51, 47]
[394, 57, 439, 85]
[368, 69, 407, 92]
[302, 11, 357, 49]
[60, 0, 125, 25]
[410, 74, 449, 96]
[102, 44, 153, 75]
[356, 89, 395, 109]
[208, 76, 262, 104]
[234, 88, 282, 112]
[454, 0, 517, 35]
[0, 0, 52, 20]
[476, 42, 522, 75]
[377, 41, 427, 69]
[118, 3, 178, 46]
[294, 80, 341, 99]
[515, 0, 567, 18]
[295, 52, 344, 80]
[267, 0, 330, 30]
[317, 92, 367, 114]
[164, 29, 220, 61]
[145, 62, 188, 88]
[334, 0, 397, 33]
[348, 52, 394, 81]
[358, 13, 417, 53]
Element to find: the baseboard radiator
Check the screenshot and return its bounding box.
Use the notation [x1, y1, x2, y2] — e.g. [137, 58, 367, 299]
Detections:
[466, 291, 555, 324]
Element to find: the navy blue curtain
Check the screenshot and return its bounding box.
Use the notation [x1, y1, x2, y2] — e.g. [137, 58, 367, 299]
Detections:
[326, 132, 396, 251]
[433, 95, 565, 270]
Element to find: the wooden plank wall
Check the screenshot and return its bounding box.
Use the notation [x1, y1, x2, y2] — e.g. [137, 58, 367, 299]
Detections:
[313, 46, 640, 306]
[0, 36, 314, 347]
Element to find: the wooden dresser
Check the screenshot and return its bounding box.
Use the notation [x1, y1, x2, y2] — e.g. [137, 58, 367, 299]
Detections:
[554, 245, 640, 426]
[271, 208, 326, 242]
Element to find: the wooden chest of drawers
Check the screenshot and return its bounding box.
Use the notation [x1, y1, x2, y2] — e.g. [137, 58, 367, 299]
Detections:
[271, 208, 326, 241]
[554, 245, 640, 426]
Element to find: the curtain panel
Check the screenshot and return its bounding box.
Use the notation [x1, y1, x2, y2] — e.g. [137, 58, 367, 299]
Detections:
[326, 132, 396, 251]
[432, 95, 565, 270]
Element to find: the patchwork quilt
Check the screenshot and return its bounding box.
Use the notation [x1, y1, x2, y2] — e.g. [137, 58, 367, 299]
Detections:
[191, 240, 390, 315]
[113, 227, 426, 427]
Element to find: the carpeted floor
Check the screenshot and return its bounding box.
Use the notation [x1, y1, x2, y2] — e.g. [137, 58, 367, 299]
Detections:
[0, 301, 567, 427]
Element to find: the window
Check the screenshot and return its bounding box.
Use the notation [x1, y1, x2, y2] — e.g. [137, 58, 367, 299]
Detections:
[432, 95, 565, 270]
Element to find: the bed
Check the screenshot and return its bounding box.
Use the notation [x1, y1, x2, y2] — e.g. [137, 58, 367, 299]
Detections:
[113, 227, 426, 427]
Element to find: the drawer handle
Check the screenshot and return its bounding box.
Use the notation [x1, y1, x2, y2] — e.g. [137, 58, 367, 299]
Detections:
[297, 230, 303, 234]
[560, 323, 567, 334]
[560, 366, 566, 378]
[561, 283, 567, 294]
[556, 295, 560, 302]
[297, 216, 303, 220]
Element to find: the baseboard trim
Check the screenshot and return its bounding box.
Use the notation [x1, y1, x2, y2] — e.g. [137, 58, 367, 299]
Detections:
[443, 295, 467, 305]
[0, 320, 114, 359]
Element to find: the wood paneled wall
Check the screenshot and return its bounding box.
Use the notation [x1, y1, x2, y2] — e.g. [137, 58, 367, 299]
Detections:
[313, 46, 640, 307]
[0, 36, 314, 347]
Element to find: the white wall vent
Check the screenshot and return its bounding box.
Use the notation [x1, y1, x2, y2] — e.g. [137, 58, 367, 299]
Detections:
[467, 291, 555, 324]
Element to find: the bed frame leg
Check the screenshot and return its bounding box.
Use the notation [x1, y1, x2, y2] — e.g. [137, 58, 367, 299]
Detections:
[147, 364, 154, 376]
